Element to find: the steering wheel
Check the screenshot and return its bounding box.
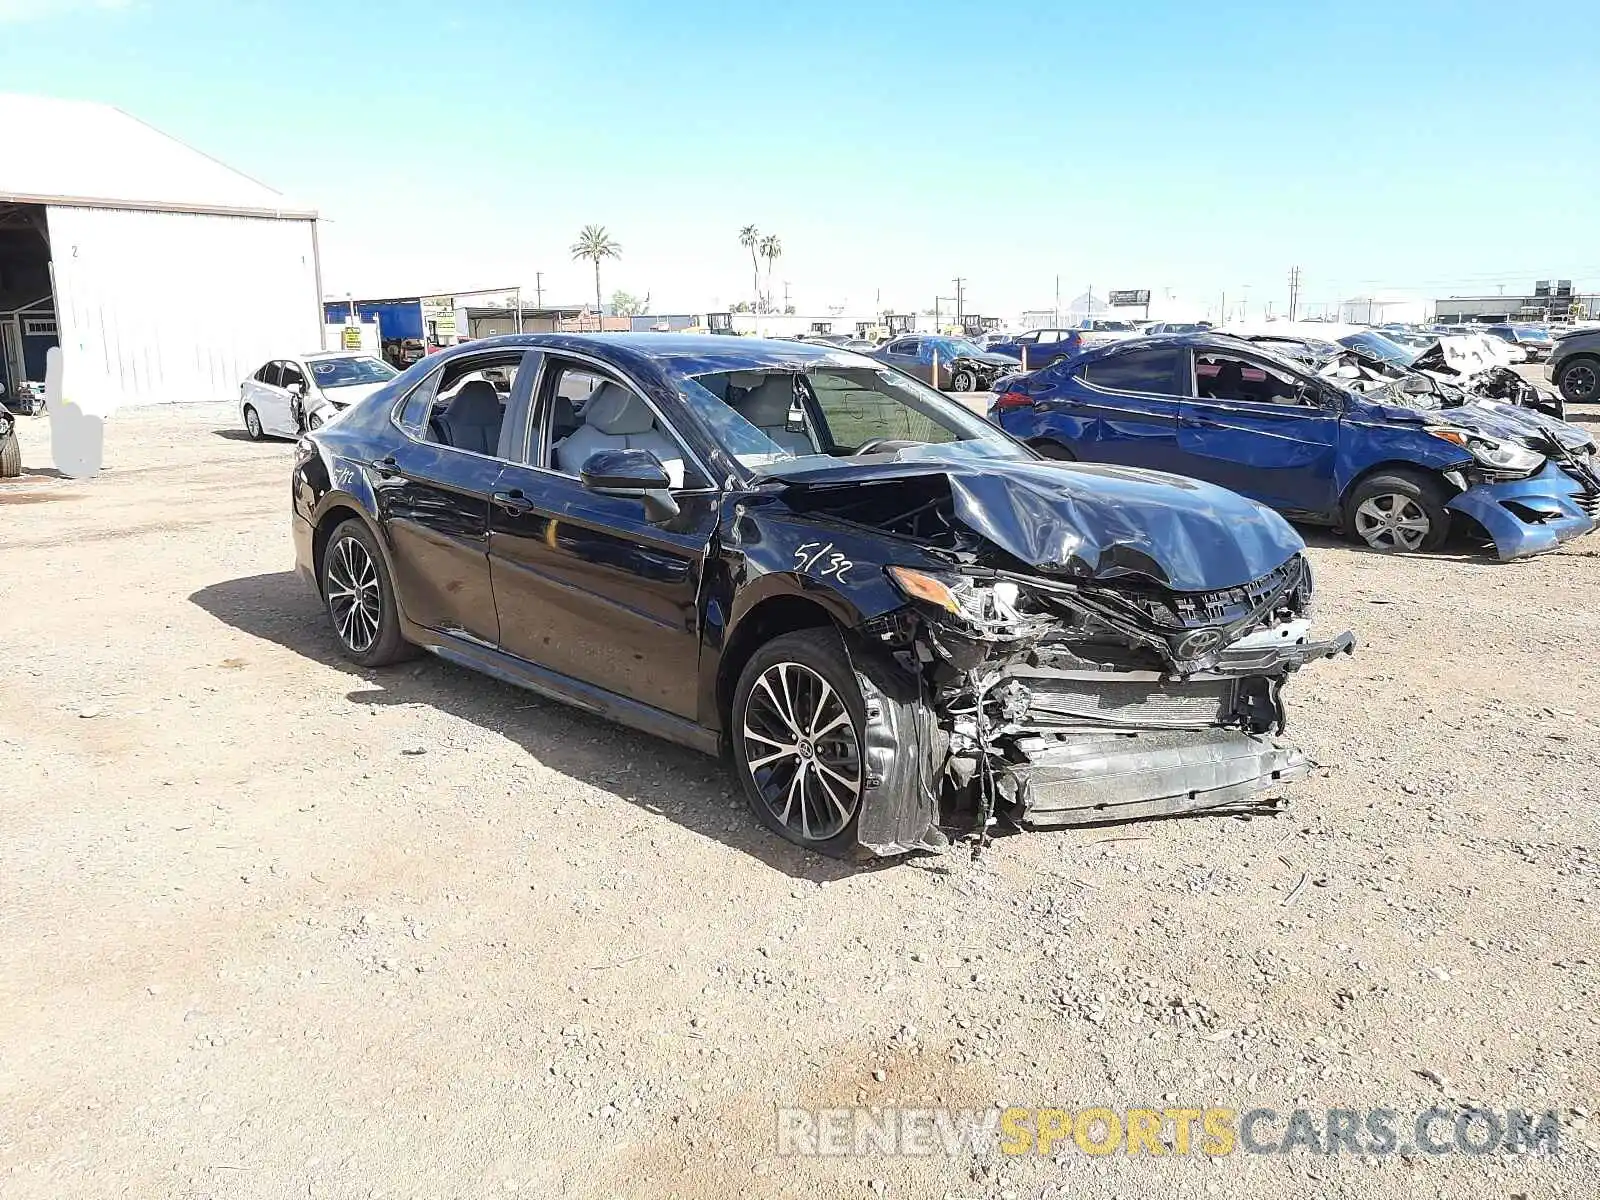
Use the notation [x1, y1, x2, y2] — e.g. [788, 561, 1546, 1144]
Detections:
[853, 437, 894, 455]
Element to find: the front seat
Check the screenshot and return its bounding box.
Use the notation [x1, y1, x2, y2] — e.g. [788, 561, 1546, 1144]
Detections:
[434, 380, 504, 455]
[555, 383, 684, 486]
[728, 374, 816, 455]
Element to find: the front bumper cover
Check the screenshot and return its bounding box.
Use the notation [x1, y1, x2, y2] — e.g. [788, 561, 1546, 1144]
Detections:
[1445, 460, 1598, 560]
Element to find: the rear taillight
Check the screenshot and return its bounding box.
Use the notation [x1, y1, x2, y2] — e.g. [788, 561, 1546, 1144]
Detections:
[992, 391, 1034, 411]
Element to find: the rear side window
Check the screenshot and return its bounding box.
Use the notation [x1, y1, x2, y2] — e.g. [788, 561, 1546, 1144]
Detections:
[256, 362, 282, 387]
[1080, 349, 1180, 395]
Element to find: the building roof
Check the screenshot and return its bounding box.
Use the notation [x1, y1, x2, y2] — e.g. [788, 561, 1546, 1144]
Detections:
[0, 94, 314, 219]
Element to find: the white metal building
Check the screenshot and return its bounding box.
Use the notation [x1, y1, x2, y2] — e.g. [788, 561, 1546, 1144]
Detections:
[0, 94, 321, 408]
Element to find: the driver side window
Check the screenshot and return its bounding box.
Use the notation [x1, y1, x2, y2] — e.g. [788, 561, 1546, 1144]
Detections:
[1192, 353, 1309, 407]
[536, 360, 699, 488]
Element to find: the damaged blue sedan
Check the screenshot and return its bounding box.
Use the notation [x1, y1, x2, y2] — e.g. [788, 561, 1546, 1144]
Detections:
[991, 333, 1600, 559]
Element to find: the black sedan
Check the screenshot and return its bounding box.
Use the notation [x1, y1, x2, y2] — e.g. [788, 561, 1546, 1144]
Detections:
[291, 335, 1351, 858]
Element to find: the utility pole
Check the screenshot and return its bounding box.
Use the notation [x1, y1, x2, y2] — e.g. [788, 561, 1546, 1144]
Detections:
[514, 287, 522, 335]
[534, 271, 543, 308]
[783, 280, 790, 311]
[952, 276, 966, 328]
[1287, 265, 1302, 322]
[1054, 274, 1060, 326]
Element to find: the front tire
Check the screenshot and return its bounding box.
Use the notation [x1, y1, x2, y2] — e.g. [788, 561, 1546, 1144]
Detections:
[950, 368, 976, 392]
[1557, 356, 1600, 404]
[243, 405, 264, 441]
[1345, 470, 1450, 553]
[320, 518, 412, 666]
[732, 628, 867, 858]
[0, 430, 19, 478]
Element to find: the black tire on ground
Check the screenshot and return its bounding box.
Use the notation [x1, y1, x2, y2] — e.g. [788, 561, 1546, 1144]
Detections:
[732, 627, 873, 858]
[1030, 439, 1077, 461]
[319, 517, 414, 666]
[1344, 469, 1451, 553]
[1556, 356, 1600, 404]
[243, 405, 264, 441]
[950, 368, 976, 392]
[0, 432, 19, 478]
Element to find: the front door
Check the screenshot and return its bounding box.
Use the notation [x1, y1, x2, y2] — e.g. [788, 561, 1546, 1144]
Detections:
[487, 358, 717, 719]
[1176, 349, 1341, 517]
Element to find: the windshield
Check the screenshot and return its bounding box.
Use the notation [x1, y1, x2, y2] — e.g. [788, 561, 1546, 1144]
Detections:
[1338, 332, 1417, 368]
[309, 356, 399, 388]
[1516, 327, 1550, 342]
[679, 364, 1027, 476]
[927, 336, 987, 359]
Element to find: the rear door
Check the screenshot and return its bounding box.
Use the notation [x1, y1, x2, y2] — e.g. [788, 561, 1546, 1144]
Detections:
[880, 338, 930, 384]
[374, 350, 527, 645]
[1176, 348, 1340, 516]
[486, 356, 718, 720]
[1054, 345, 1185, 470]
[256, 362, 297, 435]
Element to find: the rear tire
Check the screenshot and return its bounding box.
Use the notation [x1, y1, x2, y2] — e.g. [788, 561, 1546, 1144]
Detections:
[320, 518, 413, 666]
[1031, 439, 1077, 461]
[0, 431, 20, 478]
[243, 405, 264, 441]
[1344, 470, 1450, 553]
[732, 628, 868, 858]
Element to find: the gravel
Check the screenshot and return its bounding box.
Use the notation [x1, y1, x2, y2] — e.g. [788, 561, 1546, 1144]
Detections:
[0, 399, 1595, 1198]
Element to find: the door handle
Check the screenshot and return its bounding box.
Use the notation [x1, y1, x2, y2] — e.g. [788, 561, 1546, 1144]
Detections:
[371, 456, 399, 477]
[492, 489, 535, 515]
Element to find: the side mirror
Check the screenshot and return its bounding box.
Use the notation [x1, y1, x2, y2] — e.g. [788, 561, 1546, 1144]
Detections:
[287, 381, 306, 397]
[580, 447, 679, 522]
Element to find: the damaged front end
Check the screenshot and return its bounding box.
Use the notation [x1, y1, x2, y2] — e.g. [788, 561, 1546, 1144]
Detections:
[861, 555, 1351, 842]
[765, 459, 1354, 855]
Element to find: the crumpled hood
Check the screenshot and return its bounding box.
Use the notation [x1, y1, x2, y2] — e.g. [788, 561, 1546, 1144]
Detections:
[1367, 396, 1593, 451]
[318, 381, 389, 409]
[954, 351, 1023, 367]
[762, 456, 1305, 592]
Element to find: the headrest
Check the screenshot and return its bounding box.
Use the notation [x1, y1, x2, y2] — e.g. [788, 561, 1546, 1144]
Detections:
[733, 376, 800, 426]
[583, 383, 657, 435]
[449, 380, 502, 416]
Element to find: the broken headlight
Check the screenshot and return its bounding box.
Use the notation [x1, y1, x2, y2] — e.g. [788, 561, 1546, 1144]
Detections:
[1427, 427, 1544, 477]
[886, 566, 1022, 629]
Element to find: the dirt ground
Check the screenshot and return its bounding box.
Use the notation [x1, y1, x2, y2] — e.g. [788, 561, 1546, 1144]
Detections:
[1, 394, 1596, 1200]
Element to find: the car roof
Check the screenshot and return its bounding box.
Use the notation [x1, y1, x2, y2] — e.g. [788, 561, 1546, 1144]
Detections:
[423, 332, 881, 379]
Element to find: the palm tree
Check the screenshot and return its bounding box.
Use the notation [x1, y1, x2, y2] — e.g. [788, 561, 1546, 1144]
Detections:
[738, 225, 760, 310]
[758, 234, 782, 312]
[570, 225, 621, 321]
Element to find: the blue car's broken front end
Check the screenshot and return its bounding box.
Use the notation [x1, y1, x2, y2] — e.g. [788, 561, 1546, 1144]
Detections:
[1371, 399, 1600, 560]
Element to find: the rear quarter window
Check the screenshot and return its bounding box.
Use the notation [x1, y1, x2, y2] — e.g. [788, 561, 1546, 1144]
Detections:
[1080, 349, 1180, 395]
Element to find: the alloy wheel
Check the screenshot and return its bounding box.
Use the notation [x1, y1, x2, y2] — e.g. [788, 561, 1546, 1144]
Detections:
[1354, 493, 1430, 551]
[1566, 363, 1598, 402]
[245, 408, 262, 439]
[325, 535, 382, 653]
[741, 661, 862, 841]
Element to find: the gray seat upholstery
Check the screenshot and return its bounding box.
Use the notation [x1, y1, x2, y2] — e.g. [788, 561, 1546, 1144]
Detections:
[435, 380, 504, 455]
[554, 383, 684, 486]
[729, 374, 815, 455]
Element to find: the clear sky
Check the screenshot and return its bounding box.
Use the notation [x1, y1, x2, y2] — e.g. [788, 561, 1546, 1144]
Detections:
[1, 0, 1594, 320]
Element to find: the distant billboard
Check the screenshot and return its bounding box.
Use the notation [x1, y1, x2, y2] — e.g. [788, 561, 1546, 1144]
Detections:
[1108, 289, 1150, 306]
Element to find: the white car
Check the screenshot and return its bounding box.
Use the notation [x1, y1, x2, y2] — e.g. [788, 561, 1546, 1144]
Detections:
[239, 352, 399, 440]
